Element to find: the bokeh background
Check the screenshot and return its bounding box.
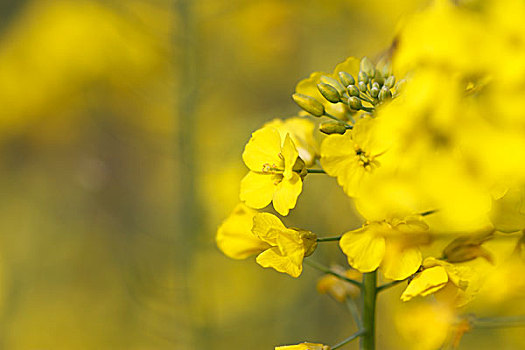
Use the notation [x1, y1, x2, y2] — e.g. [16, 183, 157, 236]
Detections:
[6, 1, 521, 349]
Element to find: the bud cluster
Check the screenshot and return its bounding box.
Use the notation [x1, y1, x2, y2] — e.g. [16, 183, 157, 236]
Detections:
[291, 57, 402, 135]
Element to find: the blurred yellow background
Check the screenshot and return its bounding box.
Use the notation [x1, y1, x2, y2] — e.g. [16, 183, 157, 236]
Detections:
[7, 0, 512, 349]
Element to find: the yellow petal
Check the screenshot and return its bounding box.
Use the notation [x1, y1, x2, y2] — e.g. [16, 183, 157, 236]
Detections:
[282, 134, 299, 180]
[272, 172, 302, 216]
[275, 342, 330, 350]
[381, 245, 422, 281]
[252, 212, 286, 245]
[240, 171, 278, 209]
[216, 204, 271, 259]
[320, 133, 364, 197]
[401, 266, 449, 301]
[339, 230, 385, 273]
[242, 127, 283, 172]
[256, 246, 303, 278]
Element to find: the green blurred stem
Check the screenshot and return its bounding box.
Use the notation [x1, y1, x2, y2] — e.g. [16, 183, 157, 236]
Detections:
[332, 329, 366, 350]
[316, 235, 341, 242]
[306, 168, 326, 174]
[345, 298, 362, 329]
[360, 271, 377, 350]
[304, 260, 362, 288]
[471, 315, 525, 329]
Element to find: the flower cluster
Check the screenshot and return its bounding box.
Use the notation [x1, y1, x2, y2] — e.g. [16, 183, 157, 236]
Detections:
[216, 0, 525, 349]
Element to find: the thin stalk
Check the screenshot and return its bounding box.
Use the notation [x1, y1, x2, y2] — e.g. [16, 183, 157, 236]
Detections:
[306, 168, 326, 174]
[332, 329, 366, 350]
[304, 260, 362, 288]
[377, 279, 405, 293]
[471, 315, 525, 329]
[360, 271, 377, 350]
[316, 236, 342, 242]
[345, 297, 362, 329]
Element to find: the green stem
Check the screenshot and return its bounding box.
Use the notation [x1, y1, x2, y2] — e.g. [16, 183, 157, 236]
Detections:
[331, 329, 366, 350]
[316, 236, 342, 242]
[324, 113, 353, 128]
[377, 279, 405, 293]
[304, 260, 362, 288]
[360, 271, 377, 350]
[306, 168, 326, 174]
[345, 298, 362, 329]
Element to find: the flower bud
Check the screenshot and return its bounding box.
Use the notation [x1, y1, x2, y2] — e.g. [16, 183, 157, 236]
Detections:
[443, 233, 494, 264]
[358, 81, 368, 92]
[370, 86, 380, 98]
[378, 86, 392, 101]
[347, 96, 362, 110]
[360, 57, 375, 78]
[292, 93, 325, 117]
[317, 83, 340, 103]
[358, 71, 369, 84]
[347, 84, 360, 97]
[320, 75, 344, 94]
[320, 122, 347, 135]
[385, 75, 396, 89]
[372, 82, 380, 90]
[338, 71, 355, 87]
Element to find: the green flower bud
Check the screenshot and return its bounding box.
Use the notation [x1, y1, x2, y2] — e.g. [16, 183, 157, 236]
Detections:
[347, 96, 362, 110]
[372, 76, 384, 86]
[372, 82, 380, 90]
[370, 86, 380, 98]
[358, 71, 369, 84]
[338, 71, 355, 87]
[358, 81, 368, 92]
[385, 75, 396, 89]
[320, 75, 345, 94]
[360, 57, 375, 78]
[378, 86, 392, 102]
[319, 122, 347, 135]
[317, 83, 340, 103]
[347, 84, 360, 97]
[292, 93, 325, 117]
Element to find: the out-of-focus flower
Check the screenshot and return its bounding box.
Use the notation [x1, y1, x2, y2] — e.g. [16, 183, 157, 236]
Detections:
[401, 257, 479, 307]
[339, 216, 430, 280]
[395, 302, 455, 350]
[216, 204, 271, 259]
[316, 266, 361, 302]
[275, 342, 330, 350]
[240, 126, 306, 216]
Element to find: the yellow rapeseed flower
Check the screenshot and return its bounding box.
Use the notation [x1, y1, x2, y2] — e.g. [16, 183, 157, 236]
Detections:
[240, 126, 306, 216]
[264, 117, 320, 166]
[275, 342, 330, 350]
[252, 212, 317, 278]
[339, 216, 430, 280]
[320, 117, 385, 197]
[216, 209, 317, 278]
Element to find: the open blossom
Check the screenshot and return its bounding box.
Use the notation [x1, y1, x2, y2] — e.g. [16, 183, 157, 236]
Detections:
[240, 126, 306, 216]
[320, 117, 385, 198]
[216, 207, 316, 277]
[339, 216, 430, 280]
